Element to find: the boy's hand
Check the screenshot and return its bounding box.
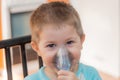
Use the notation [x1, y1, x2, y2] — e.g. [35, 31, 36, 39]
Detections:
[57, 70, 79, 80]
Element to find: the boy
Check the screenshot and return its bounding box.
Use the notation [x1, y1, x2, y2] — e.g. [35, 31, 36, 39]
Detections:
[25, 1, 102, 80]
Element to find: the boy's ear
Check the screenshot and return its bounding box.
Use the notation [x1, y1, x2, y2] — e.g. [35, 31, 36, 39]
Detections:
[31, 41, 39, 53]
[81, 34, 85, 45]
[31, 41, 41, 56]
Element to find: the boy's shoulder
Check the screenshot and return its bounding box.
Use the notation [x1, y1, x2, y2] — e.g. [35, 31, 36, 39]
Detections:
[24, 67, 47, 80]
[80, 63, 98, 72]
[78, 63, 102, 80]
[24, 71, 40, 80]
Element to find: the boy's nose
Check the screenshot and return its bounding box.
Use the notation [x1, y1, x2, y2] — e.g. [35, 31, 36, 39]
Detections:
[57, 45, 67, 53]
[57, 45, 68, 51]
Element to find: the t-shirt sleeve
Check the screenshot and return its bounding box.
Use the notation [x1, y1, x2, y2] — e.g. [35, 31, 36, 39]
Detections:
[24, 73, 39, 80]
[86, 66, 102, 80]
[24, 77, 31, 80]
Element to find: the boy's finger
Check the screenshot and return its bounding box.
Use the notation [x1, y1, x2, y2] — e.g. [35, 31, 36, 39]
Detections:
[58, 75, 68, 80]
[57, 70, 69, 75]
[57, 70, 74, 76]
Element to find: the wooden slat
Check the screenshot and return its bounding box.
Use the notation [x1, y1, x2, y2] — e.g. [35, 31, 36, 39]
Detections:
[0, 35, 43, 80]
[20, 44, 28, 77]
[38, 56, 43, 68]
[5, 47, 12, 80]
[0, 35, 31, 49]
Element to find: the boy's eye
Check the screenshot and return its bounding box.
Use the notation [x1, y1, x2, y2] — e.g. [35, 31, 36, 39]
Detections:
[66, 40, 74, 45]
[46, 44, 56, 48]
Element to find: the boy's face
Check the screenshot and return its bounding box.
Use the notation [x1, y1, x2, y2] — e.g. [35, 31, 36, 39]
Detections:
[32, 24, 85, 72]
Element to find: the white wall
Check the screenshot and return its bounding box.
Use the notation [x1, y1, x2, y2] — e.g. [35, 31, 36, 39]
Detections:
[2, 0, 12, 39]
[70, 0, 120, 77]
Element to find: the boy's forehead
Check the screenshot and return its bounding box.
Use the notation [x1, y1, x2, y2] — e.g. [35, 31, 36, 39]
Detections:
[40, 23, 75, 33]
[38, 24, 79, 41]
[39, 23, 77, 31]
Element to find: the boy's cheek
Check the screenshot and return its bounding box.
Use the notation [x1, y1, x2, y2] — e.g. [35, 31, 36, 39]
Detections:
[42, 54, 57, 66]
[69, 54, 80, 69]
[69, 51, 80, 62]
[42, 56, 53, 63]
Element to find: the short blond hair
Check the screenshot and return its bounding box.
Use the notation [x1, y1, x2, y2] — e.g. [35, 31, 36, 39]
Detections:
[30, 1, 84, 42]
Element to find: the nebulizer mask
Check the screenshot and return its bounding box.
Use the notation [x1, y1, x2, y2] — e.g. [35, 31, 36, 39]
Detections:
[55, 46, 85, 80]
[55, 46, 71, 70]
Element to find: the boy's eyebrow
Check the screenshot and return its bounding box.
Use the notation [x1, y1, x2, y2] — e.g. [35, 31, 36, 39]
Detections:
[44, 40, 56, 44]
[43, 37, 78, 44]
[65, 37, 78, 41]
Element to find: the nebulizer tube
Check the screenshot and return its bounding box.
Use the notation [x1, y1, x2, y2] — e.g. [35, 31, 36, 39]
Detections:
[55, 46, 71, 70]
